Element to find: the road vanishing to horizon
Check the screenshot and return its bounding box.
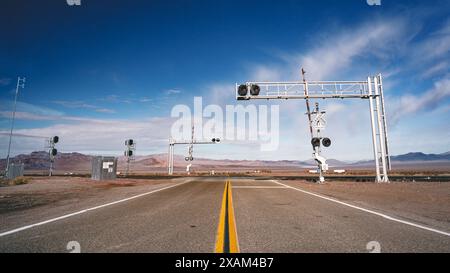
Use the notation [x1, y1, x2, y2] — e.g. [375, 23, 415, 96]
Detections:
[1, 177, 449, 253]
[1, 0, 450, 270]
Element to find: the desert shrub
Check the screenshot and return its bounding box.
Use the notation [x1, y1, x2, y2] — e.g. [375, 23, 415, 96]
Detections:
[8, 176, 31, 186]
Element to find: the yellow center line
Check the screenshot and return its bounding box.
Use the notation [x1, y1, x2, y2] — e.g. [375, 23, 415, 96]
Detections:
[214, 179, 240, 253]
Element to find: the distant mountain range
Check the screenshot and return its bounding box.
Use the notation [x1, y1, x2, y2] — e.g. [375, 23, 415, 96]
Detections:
[391, 152, 450, 161]
[355, 152, 450, 165]
[0, 151, 449, 172]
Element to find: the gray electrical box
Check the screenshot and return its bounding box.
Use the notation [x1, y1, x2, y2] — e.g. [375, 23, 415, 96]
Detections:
[6, 163, 25, 180]
[91, 156, 117, 181]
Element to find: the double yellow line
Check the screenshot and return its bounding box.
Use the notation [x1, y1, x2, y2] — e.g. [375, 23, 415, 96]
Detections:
[215, 180, 239, 253]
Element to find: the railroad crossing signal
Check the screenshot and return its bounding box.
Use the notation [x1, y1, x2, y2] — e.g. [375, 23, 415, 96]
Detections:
[236, 68, 391, 183]
[48, 136, 59, 176]
[124, 139, 136, 176]
[168, 137, 221, 175]
[168, 119, 221, 177]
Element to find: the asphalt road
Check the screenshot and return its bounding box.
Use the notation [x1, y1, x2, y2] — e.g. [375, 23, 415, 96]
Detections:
[0, 177, 449, 253]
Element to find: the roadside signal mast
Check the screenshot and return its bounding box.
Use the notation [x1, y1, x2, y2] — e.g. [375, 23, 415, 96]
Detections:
[47, 136, 59, 176]
[236, 68, 391, 183]
[124, 139, 136, 176]
[309, 102, 332, 183]
[302, 70, 332, 183]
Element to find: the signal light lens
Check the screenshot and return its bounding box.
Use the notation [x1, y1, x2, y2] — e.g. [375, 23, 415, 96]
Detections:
[250, 84, 260, 96]
[51, 148, 58, 156]
[126, 139, 134, 146]
[53, 136, 59, 144]
[322, 138, 331, 147]
[311, 137, 321, 147]
[238, 85, 248, 96]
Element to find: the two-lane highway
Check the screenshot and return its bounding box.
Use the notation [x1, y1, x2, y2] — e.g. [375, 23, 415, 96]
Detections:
[0, 177, 449, 252]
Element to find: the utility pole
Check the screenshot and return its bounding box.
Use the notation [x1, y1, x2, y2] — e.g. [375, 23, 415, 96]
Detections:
[5, 77, 25, 175]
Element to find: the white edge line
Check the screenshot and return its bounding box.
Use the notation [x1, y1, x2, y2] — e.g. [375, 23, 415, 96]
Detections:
[273, 180, 450, 237]
[0, 180, 190, 237]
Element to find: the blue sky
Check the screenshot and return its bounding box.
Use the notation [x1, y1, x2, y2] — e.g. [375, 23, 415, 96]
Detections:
[1, 0, 449, 161]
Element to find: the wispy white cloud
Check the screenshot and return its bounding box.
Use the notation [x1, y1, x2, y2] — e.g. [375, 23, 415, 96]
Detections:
[166, 88, 182, 95]
[52, 100, 97, 109]
[98, 94, 132, 104]
[244, 17, 412, 82]
[411, 21, 450, 65]
[202, 83, 235, 107]
[139, 97, 153, 102]
[390, 77, 450, 124]
[95, 108, 116, 114]
[432, 17, 450, 36]
[52, 100, 116, 114]
[421, 61, 449, 79]
[251, 66, 282, 82]
[0, 111, 59, 121]
[0, 100, 64, 117]
[293, 20, 408, 80]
